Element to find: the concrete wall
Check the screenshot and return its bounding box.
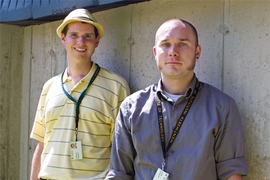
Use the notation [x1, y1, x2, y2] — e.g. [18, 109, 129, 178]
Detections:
[0, 25, 23, 180]
[223, 1, 270, 179]
[0, 0, 269, 179]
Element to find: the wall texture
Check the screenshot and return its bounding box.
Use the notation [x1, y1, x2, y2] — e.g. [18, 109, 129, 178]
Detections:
[0, 25, 23, 180]
[0, 0, 269, 179]
[223, 1, 270, 179]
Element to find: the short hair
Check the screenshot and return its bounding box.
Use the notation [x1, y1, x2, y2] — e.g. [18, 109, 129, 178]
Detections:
[180, 19, 199, 46]
[61, 22, 99, 37]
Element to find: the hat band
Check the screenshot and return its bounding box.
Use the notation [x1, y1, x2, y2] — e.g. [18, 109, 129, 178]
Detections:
[75, 16, 96, 23]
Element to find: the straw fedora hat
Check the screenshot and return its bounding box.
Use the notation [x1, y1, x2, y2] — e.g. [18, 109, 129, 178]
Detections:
[56, 9, 104, 38]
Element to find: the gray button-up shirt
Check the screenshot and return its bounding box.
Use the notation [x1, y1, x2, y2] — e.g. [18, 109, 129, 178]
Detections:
[106, 75, 248, 180]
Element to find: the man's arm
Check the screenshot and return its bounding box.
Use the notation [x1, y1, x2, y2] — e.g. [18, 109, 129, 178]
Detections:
[227, 174, 242, 180]
[106, 99, 135, 180]
[30, 142, 44, 180]
[215, 98, 248, 178]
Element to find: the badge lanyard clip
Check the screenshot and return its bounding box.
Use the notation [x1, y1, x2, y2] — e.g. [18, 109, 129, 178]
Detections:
[162, 158, 166, 171]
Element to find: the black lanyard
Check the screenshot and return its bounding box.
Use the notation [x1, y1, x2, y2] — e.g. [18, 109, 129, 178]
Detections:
[156, 78, 200, 170]
[61, 64, 100, 141]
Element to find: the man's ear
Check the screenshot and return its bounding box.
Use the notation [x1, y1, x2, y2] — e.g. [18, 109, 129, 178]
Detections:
[153, 46, 157, 60]
[196, 45, 202, 60]
[61, 34, 66, 45]
[95, 35, 101, 47]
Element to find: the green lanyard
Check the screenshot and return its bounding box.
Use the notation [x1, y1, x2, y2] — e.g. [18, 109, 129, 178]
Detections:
[156, 78, 200, 170]
[61, 64, 100, 141]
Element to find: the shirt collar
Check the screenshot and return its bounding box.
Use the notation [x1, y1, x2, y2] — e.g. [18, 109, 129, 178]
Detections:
[62, 63, 98, 84]
[156, 74, 198, 100]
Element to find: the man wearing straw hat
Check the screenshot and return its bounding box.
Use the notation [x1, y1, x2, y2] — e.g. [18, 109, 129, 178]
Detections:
[30, 8, 130, 180]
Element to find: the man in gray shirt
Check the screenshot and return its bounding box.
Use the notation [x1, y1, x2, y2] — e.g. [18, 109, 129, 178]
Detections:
[106, 19, 248, 180]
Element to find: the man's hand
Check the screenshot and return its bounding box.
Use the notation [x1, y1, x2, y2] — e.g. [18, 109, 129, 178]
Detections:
[227, 174, 242, 180]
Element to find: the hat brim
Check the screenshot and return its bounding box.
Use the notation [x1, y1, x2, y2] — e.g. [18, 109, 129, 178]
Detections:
[56, 18, 104, 38]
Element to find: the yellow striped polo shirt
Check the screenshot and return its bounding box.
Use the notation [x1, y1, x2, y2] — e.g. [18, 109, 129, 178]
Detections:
[30, 63, 130, 179]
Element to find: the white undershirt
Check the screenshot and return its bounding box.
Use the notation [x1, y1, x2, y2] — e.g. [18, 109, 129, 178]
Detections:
[162, 90, 183, 102]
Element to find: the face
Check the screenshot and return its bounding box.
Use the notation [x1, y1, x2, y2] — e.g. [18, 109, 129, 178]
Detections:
[61, 22, 100, 64]
[153, 20, 201, 80]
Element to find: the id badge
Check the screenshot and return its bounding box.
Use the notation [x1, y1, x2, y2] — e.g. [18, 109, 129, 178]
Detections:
[153, 168, 170, 180]
[70, 141, 83, 160]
